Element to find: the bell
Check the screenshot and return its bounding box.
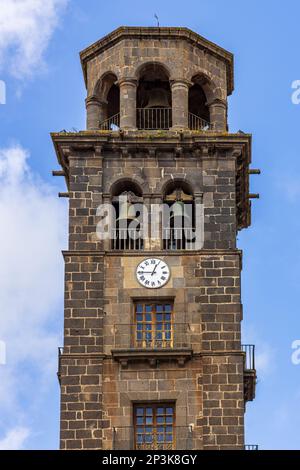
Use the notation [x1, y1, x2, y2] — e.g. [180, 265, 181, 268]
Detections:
[116, 202, 138, 222]
[145, 87, 170, 108]
[169, 201, 192, 224]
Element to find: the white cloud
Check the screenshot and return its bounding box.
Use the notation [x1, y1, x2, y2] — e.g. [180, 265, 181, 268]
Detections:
[0, 426, 30, 450]
[0, 0, 68, 78]
[0, 143, 67, 446]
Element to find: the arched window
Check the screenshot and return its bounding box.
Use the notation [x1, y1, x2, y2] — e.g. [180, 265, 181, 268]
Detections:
[97, 73, 120, 130]
[111, 180, 143, 250]
[188, 75, 211, 130]
[136, 63, 172, 130]
[162, 181, 194, 250]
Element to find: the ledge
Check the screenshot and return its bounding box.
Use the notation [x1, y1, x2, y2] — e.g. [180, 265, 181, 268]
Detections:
[111, 348, 193, 368]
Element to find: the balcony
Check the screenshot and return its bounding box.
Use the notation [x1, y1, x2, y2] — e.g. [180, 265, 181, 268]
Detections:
[242, 344, 256, 402]
[112, 425, 194, 450]
[111, 323, 192, 367]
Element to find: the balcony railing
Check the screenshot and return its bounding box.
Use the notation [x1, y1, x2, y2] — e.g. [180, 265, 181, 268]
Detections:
[111, 228, 144, 250]
[244, 445, 259, 450]
[137, 107, 172, 130]
[242, 344, 255, 370]
[112, 323, 190, 350]
[98, 110, 213, 131]
[110, 228, 198, 251]
[163, 227, 196, 250]
[188, 112, 213, 131]
[99, 113, 120, 130]
[113, 426, 193, 450]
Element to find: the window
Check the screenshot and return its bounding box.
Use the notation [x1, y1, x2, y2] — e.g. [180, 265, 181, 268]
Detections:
[134, 404, 175, 450]
[135, 302, 173, 349]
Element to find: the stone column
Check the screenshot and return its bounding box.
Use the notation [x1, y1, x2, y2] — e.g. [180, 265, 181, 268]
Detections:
[171, 79, 190, 130]
[86, 95, 101, 130]
[208, 98, 227, 132]
[119, 78, 137, 130]
[86, 95, 108, 130]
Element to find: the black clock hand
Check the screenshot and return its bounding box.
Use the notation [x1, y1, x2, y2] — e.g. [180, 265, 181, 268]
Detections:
[151, 260, 161, 276]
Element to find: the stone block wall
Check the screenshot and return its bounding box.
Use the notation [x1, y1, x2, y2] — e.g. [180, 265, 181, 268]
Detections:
[57, 136, 247, 450]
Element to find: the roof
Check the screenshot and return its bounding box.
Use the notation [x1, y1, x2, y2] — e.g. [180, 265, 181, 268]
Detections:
[79, 26, 234, 94]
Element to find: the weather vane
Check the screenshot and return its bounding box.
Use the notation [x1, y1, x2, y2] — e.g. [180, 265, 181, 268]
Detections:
[154, 14, 160, 27]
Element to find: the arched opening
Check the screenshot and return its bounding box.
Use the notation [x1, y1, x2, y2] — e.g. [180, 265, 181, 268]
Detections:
[136, 63, 172, 130]
[97, 73, 120, 130]
[188, 75, 211, 130]
[111, 180, 143, 250]
[162, 180, 195, 250]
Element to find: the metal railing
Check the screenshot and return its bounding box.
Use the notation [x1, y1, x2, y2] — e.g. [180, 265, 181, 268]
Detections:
[242, 344, 255, 370]
[113, 426, 193, 450]
[99, 110, 213, 131]
[244, 445, 259, 450]
[111, 228, 144, 250]
[113, 323, 190, 350]
[137, 107, 172, 130]
[99, 113, 120, 130]
[162, 227, 196, 250]
[188, 112, 213, 131]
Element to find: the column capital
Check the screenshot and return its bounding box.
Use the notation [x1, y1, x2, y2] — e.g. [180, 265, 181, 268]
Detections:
[170, 78, 192, 88]
[207, 97, 227, 108]
[85, 95, 107, 106]
[118, 77, 138, 87]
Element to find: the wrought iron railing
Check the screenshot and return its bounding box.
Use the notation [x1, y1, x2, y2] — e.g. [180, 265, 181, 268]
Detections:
[242, 344, 255, 370]
[188, 112, 213, 131]
[113, 323, 190, 350]
[244, 445, 259, 450]
[137, 107, 172, 130]
[99, 110, 213, 131]
[162, 227, 196, 250]
[113, 426, 193, 450]
[99, 113, 120, 130]
[111, 228, 144, 250]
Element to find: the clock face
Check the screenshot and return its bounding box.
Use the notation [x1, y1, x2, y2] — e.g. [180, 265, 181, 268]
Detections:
[136, 258, 170, 289]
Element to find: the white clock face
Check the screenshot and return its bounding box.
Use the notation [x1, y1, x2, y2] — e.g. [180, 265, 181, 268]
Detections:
[136, 258, 170, 289]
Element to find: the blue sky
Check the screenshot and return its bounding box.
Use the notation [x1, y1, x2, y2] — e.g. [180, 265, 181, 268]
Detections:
[0, 0, 300, 450]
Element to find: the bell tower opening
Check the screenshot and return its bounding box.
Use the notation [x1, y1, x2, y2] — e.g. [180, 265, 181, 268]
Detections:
[111, 180, 143, 250]
[98, 73, 120, 130]
[137, 63, 172, 130]
[188, 76, 211, 130]
[162, 180, 194, 251]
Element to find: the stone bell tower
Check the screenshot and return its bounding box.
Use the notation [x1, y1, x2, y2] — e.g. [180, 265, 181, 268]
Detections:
[52, 26, 257, 450]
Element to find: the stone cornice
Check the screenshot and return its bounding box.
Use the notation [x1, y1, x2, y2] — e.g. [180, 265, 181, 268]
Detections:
[62, 249, 243, 258]
[79, 26, 234, 94]
[52, 132, 251, 232]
